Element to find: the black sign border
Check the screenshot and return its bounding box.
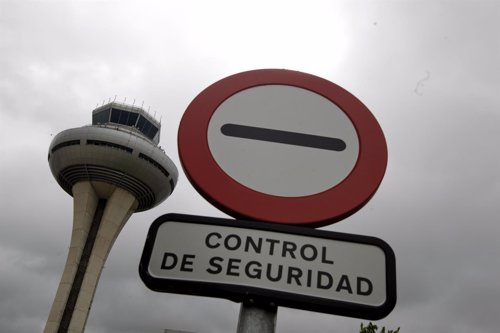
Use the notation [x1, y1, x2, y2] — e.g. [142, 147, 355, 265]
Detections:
[139, 213, 396, 320]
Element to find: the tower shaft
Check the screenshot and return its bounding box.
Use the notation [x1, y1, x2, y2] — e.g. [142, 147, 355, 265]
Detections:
[45, 181, 137, 333]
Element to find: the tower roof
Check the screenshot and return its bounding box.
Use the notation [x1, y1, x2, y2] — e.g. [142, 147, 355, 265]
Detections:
[92, 102, 161, 144]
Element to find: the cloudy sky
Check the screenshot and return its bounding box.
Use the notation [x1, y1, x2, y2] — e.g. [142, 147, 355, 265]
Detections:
[1, 0, 499, 332]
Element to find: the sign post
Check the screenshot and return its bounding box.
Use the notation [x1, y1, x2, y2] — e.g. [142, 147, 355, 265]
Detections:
[237, 301, 277, 333]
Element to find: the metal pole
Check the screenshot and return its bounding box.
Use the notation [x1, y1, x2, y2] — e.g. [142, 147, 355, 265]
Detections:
[236, 300, 277, 333]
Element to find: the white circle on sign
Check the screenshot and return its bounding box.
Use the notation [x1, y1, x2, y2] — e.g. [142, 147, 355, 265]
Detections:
[207, 85, 359, 197]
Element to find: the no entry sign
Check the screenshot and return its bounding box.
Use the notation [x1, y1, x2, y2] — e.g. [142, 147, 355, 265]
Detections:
[139, 214, 397, 320]
[178, 69, 387, 226]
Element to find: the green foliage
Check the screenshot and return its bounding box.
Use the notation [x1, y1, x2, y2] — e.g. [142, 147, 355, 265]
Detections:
[359, 322, 400, 333]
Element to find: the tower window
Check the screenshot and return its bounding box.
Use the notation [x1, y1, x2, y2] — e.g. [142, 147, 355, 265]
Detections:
[138, 153, 170, 178]
[110, 108, 120, 123]
[109, 108, 140, 128]
[51, 140, 81, 154]
[136, 115, 159, 140]
[86, 139, 133, 153]
[92, 109, 110, 125]
[126, 112, 139, 126]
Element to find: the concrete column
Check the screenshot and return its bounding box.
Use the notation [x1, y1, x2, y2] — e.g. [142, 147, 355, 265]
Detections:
[67, 187, 137, 333]
[45, 182, 99, 333]
[44, 182, 138, 333]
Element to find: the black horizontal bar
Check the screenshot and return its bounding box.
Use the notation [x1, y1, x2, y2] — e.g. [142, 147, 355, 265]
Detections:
[220, 124, 346, 151]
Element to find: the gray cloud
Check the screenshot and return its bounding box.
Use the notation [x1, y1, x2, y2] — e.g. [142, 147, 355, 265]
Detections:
[1, 1, 499, 332]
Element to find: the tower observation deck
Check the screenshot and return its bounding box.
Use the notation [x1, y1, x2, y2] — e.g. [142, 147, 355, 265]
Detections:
[49, 102, 177, 211]
[45, 102, 178, 333]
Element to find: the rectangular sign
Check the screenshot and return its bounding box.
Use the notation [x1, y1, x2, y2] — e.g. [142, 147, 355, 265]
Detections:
[139, 214, 396, 320]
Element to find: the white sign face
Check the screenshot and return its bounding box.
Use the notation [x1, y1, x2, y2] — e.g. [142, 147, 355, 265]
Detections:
[146, 219, 387, 307]
[207, 85, 359, 197]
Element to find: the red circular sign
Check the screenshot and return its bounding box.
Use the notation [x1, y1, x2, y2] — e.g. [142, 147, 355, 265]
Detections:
[178, 69, 387, 227]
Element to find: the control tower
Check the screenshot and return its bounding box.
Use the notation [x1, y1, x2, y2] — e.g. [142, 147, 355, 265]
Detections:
[45, 102, 178, 333]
